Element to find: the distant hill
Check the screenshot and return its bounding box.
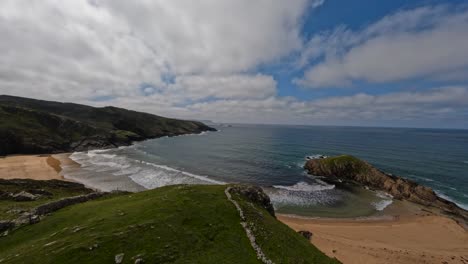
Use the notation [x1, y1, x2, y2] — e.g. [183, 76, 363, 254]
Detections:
[0, 95, 215, 155]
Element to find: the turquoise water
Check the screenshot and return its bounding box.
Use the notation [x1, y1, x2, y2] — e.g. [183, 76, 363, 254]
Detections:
[67, 124, 468, 217]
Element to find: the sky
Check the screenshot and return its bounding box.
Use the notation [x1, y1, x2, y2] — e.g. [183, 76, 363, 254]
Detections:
[1, 0, 468, 128]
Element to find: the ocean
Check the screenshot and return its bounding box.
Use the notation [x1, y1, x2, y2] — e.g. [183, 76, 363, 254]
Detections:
[63, 124, 468, 217]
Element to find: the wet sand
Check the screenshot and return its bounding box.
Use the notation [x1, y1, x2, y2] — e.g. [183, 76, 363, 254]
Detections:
[279, 206, 468, 264]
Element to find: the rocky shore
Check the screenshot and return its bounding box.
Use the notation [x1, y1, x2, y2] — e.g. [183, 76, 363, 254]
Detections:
[305, 155, 468, 222]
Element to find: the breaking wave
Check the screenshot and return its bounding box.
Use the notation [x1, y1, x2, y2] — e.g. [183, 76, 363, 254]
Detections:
[273, 181, 335, 192]
[266, 181, 338, 208]
[69, 149, 224, 191]
[371, 191, 393, 211]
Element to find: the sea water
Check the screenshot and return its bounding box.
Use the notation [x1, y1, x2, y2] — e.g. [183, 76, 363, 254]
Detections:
[64, 124, 468, 217]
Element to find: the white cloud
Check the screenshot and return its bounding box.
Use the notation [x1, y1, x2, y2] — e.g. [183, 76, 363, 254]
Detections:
[100, 86, 468, 127]
[296, 5, 468, 88]
[0, 0, 311, 101]
[1, 1, 467, 128]
[166, 74, 276, 101]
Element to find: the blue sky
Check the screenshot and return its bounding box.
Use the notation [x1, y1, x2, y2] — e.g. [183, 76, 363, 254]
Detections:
[1, 0, 468, 128]
[272, 0, 468, 96]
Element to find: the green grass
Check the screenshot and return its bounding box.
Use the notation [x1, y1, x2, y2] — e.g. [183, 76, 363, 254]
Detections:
[320, 155, 369, 175]
[232, 193, 341, 264]
[0, 180, 93, 220]
[0, 185, 339, 264]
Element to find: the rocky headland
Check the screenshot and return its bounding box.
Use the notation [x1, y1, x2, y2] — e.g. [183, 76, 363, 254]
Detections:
[305, 155, 468, 221]
[0, 95, 216, 155]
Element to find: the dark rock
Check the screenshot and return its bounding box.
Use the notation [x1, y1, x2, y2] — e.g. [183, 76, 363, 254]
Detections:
[0, 190, 11, 200]
[305, 155, 468, 221]
[229, 185, 275, 217]
[0, 221, 15, 232]
[34, 192, 107, 215]
[298, 230, 313, 241]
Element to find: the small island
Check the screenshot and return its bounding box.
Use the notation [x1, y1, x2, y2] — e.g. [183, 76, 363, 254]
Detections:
[304, 155, 468, 222]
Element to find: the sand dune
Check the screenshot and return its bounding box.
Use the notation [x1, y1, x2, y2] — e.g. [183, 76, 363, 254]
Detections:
[279, 214, 468, 264]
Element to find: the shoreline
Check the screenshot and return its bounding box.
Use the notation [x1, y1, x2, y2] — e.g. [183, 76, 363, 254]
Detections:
[2, 153, 468, 263]
[278, 211, 468, 264]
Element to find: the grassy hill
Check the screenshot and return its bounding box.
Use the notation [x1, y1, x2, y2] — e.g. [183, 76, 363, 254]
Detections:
[0, 95, 215, 155]
[0, 185, 340, 264]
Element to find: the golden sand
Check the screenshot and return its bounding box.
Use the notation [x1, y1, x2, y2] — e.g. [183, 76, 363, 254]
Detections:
[279, 213, 468, 264]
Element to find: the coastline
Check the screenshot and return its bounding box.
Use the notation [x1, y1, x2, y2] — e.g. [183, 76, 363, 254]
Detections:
[2, 152, 468, 263]
[278, 207, 468, 264]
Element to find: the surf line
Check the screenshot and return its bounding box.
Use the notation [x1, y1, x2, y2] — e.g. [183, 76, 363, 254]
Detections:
[224, 187, 274, 264]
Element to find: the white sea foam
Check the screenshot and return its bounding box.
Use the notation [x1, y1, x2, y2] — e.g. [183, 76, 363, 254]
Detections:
[372, 200, 393, 211]
[435, 190, 468, 210]
[171, 130, 214, 138]
[139, 161, 225, 185]
[266, 188, 338, 208]
[69, 149, 224, 191]
[410, 174, 435, 182]
[304, 154, 328, 160]
[267, 181, 338, 208]
[375, 191, 393, 199]
[89, 149, 112, 153]
[273, 181, 335, 192]
[371, 191, 393, 211]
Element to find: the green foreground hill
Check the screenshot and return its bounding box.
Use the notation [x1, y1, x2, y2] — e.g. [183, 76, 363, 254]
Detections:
[0, 184, 340, 264]
[0, 95, 215, 155]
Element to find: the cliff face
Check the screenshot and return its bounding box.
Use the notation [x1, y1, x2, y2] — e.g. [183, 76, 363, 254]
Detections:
[0, 95, 216, 155]
[305, 155, 468, 220]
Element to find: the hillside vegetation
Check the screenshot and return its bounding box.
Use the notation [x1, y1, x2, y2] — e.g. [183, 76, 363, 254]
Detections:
[0, 95, 215, 155]
[0, 184, 340, 264]
[0, 179, 94, 221]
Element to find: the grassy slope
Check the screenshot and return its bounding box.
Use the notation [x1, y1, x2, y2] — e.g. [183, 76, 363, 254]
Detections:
[0, 185, 339, 264]
[233, 192, 340, 264]
[0, 179, 93, 221]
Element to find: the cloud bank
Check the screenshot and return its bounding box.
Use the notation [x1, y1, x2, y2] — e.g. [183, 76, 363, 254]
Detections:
[0, 1, 467, 128]
[296, 5, 468, 88]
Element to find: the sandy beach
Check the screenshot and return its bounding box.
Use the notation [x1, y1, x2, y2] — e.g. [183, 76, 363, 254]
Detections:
[279, 212, 468, 264]
[1, 154, 468, 264]
[0, 154, 77, 181]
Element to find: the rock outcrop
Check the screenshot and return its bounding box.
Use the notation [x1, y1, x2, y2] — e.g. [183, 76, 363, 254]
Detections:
[33, 192, 107, 215]
[298, 230, 313, 241]
[305, 155, 468, 221]
[228, 185, 276, 218]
